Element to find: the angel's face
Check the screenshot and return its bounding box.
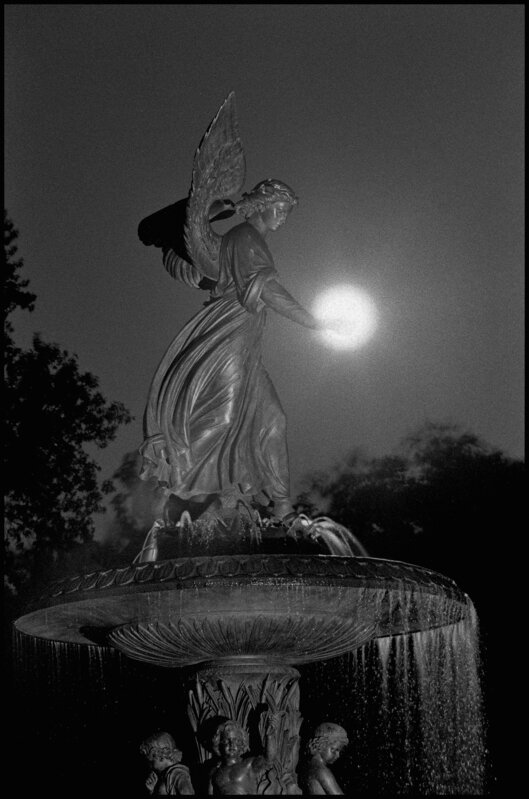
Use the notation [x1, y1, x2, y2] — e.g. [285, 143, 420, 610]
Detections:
[260, 201, 292, 232]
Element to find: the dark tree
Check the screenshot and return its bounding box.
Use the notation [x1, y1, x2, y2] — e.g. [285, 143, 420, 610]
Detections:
[3, 210, 36, 348]
[3, 212, 132, 599]
[302, 421, 524, 601]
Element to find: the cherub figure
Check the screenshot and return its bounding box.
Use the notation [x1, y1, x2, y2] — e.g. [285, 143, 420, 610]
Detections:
[208, 715, 279, 795]
[298, 722, 349, 795]
[139, 731, 194, 795]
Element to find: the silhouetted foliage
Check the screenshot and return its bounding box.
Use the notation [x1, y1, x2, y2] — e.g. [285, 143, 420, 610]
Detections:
[3, 211, 133, 600]
[3, 210, 36, 347]
[300, 421, 524, 605]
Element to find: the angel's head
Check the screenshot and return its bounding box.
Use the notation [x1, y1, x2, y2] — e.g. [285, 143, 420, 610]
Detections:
[235, 179, 298, 227]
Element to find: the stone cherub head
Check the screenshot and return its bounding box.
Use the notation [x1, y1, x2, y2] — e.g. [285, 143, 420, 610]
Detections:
[300, 722, 349, 795]
[307, 722, 349, 764]
[140, 731, 183, 771]
[139, 731, 195, 795]
[211, 719, 250, 761]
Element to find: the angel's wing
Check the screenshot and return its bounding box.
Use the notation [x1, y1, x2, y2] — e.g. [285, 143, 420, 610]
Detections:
[184, 92, 246, 281]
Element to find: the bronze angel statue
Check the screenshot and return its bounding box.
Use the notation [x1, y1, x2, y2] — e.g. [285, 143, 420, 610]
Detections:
[138, 93, 327, 526]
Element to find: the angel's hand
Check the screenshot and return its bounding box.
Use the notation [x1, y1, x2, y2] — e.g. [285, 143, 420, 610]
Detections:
[311, 318, 328, 331]
[323, 318, 357, 336]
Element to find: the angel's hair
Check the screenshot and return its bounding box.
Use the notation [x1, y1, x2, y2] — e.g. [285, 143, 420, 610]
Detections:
[139, 731, 182, 764]
[235, 179, 299, 218]
[212, 720, 249, 755]
[307, 722, 349, 755]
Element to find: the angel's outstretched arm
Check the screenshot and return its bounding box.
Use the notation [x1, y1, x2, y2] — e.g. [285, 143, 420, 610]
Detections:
[260, 278, 321, 329]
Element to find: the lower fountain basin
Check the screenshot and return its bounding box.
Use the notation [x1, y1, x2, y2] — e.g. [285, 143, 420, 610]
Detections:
[15, 554, 470, 668]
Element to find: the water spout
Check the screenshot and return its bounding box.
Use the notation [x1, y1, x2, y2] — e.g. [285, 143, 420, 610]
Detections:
[134, 518, 166, 563]
[286, 514, 369, 556]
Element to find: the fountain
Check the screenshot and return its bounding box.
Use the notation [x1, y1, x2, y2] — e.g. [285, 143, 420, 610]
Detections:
[14, 517, 484, 793]
[14, 94, 485, 794]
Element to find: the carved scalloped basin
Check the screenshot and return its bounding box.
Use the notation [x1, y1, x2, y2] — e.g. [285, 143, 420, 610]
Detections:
[15, 555, 471, 667]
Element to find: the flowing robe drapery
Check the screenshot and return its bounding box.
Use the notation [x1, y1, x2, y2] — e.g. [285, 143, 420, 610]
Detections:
[140, 221, 310, 506]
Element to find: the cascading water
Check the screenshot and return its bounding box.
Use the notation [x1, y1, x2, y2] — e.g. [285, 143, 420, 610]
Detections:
[300, 593, 486, 794]
[413, 608, 485, 794]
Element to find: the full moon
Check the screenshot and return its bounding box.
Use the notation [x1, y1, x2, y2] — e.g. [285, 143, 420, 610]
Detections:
[313, 285, 378, 350]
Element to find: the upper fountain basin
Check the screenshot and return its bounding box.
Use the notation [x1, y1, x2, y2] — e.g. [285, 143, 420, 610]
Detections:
[14, 554, 471, 668]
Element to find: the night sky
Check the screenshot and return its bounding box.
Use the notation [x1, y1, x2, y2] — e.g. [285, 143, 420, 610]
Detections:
[4, 5, 524, 533]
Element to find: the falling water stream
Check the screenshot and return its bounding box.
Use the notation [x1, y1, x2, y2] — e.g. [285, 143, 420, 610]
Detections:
[300, 596, 486, 795]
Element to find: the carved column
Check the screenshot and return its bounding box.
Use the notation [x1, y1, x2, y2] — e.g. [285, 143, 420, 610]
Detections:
[187, 660, 302, 795]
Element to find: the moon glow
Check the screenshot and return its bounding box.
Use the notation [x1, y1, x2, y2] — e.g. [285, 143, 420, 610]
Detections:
[314, 285, 378, 350]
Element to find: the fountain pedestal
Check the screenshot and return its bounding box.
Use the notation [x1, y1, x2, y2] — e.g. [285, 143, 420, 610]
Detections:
[188, 660, 302, 794]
